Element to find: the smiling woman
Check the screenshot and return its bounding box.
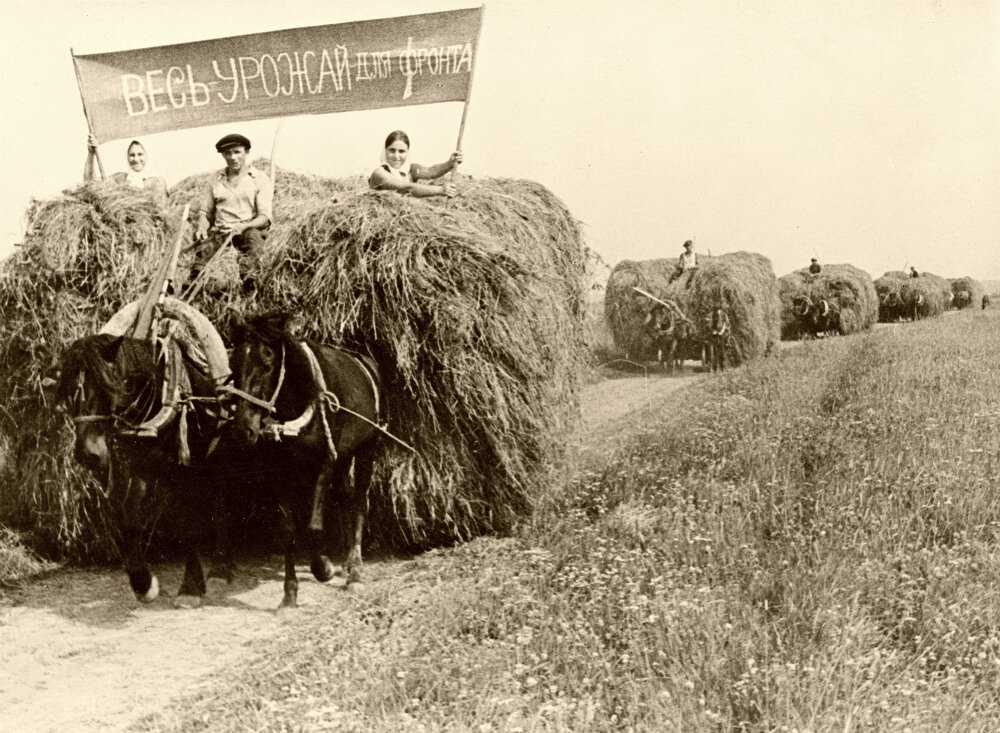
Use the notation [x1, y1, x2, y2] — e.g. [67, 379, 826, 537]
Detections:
[89, 138, 168, 204]
[368, 129, 463, 198]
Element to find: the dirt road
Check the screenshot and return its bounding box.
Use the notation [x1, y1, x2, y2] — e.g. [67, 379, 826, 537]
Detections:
[0, 368, 699, 733]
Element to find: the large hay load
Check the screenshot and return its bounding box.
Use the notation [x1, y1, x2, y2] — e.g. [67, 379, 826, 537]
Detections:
[604, 252, 780, 365]
[949, 276, 984, 310]
[778, 264, 877, 339]
[0, 166, 587, 557]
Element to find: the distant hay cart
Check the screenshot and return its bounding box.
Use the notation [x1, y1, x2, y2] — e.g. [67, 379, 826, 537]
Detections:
[604, 252, 780, 366]
[876, 270, 950, 322]
[948, 276, 984, 310]
[778, 264, 878, 340]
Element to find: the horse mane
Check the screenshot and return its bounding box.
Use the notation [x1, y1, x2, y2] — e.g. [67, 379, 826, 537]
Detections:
[57, 334, 123, 403]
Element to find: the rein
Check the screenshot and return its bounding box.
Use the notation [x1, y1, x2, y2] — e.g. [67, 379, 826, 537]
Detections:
[220, 343, 287, 414]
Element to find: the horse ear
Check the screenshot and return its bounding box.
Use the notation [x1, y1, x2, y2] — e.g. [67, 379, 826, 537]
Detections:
[269, 312, 294, 334]
[97, 334, 124, 362]
[228, 312, 246, 341]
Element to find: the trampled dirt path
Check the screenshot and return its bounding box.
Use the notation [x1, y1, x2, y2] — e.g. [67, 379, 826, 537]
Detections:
[0, 368, 700, 733]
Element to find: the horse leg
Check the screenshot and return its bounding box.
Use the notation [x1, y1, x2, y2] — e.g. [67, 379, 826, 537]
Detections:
[205, 434, 241, 585]
[278, 501, 299, 610]
[175, 548, 207, 609]
[308, 458, 337, 583]
[120, 475, 159, 603]
[206, 477, 235, 585]
[345, 449, 374, 588]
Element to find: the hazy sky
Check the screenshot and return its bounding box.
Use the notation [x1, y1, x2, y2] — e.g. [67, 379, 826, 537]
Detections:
[1, 0, 997, 281]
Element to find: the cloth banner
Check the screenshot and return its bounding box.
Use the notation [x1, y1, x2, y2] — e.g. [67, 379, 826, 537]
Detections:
[74, 8, 482, 142]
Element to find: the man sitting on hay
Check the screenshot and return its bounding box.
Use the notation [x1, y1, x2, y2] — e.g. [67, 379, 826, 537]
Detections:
[193, 133, 273, 288]
[670, 239, 699, 285]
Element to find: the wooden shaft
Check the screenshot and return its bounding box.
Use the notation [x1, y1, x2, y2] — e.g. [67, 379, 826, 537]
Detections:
[70, 47, 106, 180]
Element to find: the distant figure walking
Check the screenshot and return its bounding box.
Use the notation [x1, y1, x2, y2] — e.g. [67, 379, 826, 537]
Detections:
[910, 266, 920, 278]
[983, 294, 991, 310]
[706, 306, 732, 372]
[808, 258, 822, 275]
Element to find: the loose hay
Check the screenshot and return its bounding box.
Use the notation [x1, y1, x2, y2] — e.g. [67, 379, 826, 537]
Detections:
[0, 170, 587, 557]
[778, 264, 878, 339]
[604, 252, 780, 364]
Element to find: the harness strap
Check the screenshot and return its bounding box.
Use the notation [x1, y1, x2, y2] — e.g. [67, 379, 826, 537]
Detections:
[117, 338, 188, 438]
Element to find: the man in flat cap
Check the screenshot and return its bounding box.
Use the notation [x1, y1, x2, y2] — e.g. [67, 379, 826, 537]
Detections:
[670, 238, 699, 284]
[194, 133, 273, 288]
[678, 239, 698, 272]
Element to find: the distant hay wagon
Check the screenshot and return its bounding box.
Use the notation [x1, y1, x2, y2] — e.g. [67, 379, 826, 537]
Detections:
[948, 276, 984, 310]
[875, 270, 950, 322]
[604, 252, 780, 367]
[778, 264, 878, 340]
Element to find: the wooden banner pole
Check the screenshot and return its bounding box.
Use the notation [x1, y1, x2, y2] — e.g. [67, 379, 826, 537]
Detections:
[70, 47, 106, 181]
[269, 118, 285, 199]
[450, 5, 486, 181]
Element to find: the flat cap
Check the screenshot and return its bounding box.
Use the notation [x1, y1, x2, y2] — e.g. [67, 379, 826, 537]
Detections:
[683, 239, 693, 247]
[215, 133, 251, 152]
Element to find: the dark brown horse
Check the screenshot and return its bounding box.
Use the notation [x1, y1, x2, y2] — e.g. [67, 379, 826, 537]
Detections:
[56, 332, 236, 607]
[229, 313, 382, 609]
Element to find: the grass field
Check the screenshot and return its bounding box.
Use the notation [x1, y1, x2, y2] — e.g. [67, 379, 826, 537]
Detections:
[127, 310, 1000, 732]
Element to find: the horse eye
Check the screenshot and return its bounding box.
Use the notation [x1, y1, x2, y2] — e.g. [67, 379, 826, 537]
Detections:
[261, 345, 275, 365]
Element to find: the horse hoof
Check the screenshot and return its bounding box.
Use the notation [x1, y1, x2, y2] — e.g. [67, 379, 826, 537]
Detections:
[136, 576, 159, 604]
[206, 566, 234, 584]
[344, 580, 365, 593]
[174, 594, 202, 610]
[310, 557, 336, 583]
[276, 603, 298, 620]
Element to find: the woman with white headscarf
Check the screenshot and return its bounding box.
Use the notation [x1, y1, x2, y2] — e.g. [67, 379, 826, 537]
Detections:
[110, 140, 167, 203]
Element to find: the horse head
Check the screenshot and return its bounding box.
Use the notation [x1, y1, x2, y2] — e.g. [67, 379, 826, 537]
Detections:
[55, 334, 127, 475]
[643, 304, 674, 336]
[230, 313, 314, 447]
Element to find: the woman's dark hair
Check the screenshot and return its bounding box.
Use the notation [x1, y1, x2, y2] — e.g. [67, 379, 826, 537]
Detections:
[127, 140, 145, 152]
[384, 130, 410, 149]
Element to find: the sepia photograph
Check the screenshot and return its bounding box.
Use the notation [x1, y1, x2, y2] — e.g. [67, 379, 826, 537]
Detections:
[1, 0, 998, 730]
